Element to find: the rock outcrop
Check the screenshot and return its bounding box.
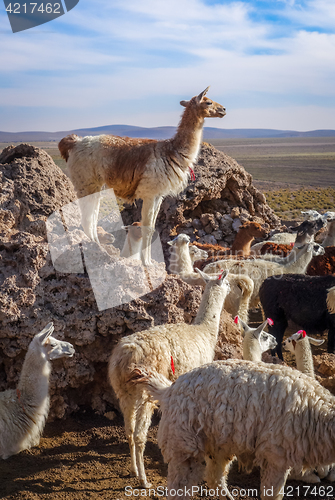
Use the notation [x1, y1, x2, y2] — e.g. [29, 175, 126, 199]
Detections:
[0, 143, 246, 420]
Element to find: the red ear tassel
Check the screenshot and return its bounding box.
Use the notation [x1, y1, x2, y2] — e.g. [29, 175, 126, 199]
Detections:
[298, 330, 306, 338]
[171, 356, 175, 375]
[218, 269, 224, 280]
[234, 316, 239, 324]
[189, 166, 196, 181]
[267, 318, 274, 326]
[290, 242, 294, 247]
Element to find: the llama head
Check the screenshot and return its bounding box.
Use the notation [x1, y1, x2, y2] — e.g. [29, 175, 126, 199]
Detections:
[301, 210, 321, 221]
[195, 267, 230, 291]
[167, 234, 190, 248]
[189, 245, 209, 263]
[241, 221, 268, 239]
[283, 330, 325, 353]
[180, 87, 226, 119]
[35, 322, 75, 361]
[121, 222, 142, 242]
[236, 317, 277, 352]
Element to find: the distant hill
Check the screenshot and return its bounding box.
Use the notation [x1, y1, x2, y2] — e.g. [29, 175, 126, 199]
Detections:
[1, 125, 335, 142]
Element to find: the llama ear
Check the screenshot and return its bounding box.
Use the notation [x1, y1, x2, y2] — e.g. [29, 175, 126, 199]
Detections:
[254, 319, 269, 337]
[218, 269, 229, 283]
[308, 337, 325, 346]
[195, 268, 211, 283]
[121, 225, 129, 230]
[38, 322, 54, 344]
[180, 100, 189, 107]
[196, 86, 210, 102]
[237, 318, 249, 337]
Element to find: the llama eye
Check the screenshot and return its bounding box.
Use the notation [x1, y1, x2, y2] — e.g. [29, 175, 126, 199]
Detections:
[206, 101, 212, 106]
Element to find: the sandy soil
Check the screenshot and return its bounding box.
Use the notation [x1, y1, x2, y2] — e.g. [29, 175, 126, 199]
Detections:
[1, 407, 335, 500]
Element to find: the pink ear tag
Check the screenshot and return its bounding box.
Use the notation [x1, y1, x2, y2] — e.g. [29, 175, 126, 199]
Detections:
[298, 330, 306, 338]
[267, 318, 274, 326]
[234, 316, 239, 324]
[218, 269, 224, 280]
[189, 166, 195, 181]
[290, 242, 294, 247]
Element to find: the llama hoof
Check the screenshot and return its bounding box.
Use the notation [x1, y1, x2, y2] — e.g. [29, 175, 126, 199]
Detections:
[140, 481, 152, 489]
[130, 470, 138, 477]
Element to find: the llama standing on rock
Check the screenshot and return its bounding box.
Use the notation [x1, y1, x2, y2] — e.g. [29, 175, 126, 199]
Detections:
[235, 317, 277, 362]
[130, 359, 335, 500]
[108, 269, 230, 488]
[58, 88, 226, 266]
[0, 323, 74, 459]
[168, 234, 254, 323]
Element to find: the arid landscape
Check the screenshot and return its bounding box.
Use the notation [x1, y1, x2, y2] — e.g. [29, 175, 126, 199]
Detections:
[0, 138, 335, 499]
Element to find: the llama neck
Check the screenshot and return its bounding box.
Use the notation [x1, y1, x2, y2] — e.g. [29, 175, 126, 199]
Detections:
[295, 340, 315, 378]
[323, 221, 335, 247]
[170, 244, 194, 275]
[121, 234, 142, 259]
[231, 230, 253, 255]
[285, 246, 312, 274]
[243, 337, 262, 362]
[17, 346, 51, 410]
[194, 283, 226, 330]
[171, 106, 205, 165]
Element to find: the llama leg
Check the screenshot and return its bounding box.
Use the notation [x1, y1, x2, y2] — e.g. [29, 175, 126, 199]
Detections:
[167, 458, 205, 500]
[260, 465, 289, 500]
[141, 198, 156, 266]
[205, 455, 234, 500]
[119, 396, 138, 477]
[133, 401, 155, 488]
[78, 191, 101, 245]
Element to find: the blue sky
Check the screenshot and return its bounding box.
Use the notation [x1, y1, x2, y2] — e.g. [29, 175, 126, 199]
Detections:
[1, 0, 335, 132]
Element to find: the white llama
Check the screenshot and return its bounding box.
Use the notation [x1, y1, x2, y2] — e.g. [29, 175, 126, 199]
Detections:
[283, 329, 335, 483]
[130, 359, 335, 500]
[0, 323, 74, 459]
[168, 234, 254, 323]
[235, 317, 277, 361]
[108, 269, 230, 488]
[58, 88, 226, 266]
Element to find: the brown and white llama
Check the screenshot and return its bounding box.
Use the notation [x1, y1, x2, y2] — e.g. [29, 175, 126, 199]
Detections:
[58, 88, 226, 266]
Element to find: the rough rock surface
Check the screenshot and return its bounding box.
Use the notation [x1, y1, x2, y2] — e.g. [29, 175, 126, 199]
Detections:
[0, 143, 244, 420]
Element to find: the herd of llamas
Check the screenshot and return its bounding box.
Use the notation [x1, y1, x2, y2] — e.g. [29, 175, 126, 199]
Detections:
[1, 88, 335, 500]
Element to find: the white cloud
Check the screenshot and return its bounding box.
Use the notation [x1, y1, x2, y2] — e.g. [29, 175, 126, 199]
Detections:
[0, 0, 335, 131]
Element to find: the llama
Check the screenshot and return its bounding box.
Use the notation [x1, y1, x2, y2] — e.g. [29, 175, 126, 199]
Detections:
[235, 317, 277, 362]
[231, 221, 268, 256]
[203, 243, 325, 308]
[188, 245, 208, 264]
[193, 221, 268, 267]
[283, 329, 335, 483]
[108, 269, 230, 488]
[322, 219, 335, 247]
[0, 322, 74, 459]
[168, 234, 254, 322]
[130, 359, 335, 500]
[120, 222, 142, 260]
[58, 88, 226, 266]
[282, 330, 324, 379]
[251, 218, 325, 255]
[307, 246, 335, 276]
[259, 274, 335, 359]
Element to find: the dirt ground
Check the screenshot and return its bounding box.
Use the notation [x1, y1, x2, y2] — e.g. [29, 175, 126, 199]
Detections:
[1, 405, 335, 500]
